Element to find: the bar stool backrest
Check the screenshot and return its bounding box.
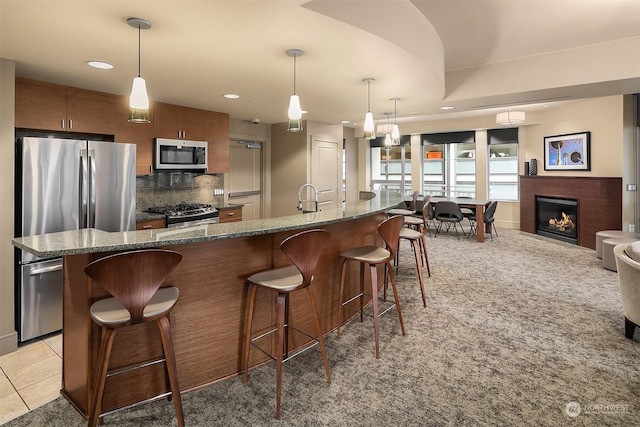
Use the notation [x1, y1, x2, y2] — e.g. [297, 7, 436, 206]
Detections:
[378, 215, 404, 259]
[421, 196, 432, 222]
[84, 249, 183, 324]
[280, 229, 330, 289]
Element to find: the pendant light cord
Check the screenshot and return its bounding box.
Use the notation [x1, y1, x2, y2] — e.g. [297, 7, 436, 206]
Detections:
[292, 52, 297, 95]
[137, 24, 141, 78]
[367, 80, 371, 112]
[394, 99, 397, 124]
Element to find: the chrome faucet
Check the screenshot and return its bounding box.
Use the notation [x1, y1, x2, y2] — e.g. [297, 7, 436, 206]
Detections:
[297, 183, 319, 212]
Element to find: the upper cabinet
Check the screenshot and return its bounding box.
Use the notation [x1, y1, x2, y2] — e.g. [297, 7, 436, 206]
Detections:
[114, 95, 154, 175]
[205, 111, 230, 173]
[15, 78, 229, 175]
[15, 78, 115, 134]
[153, 102, 208, 141]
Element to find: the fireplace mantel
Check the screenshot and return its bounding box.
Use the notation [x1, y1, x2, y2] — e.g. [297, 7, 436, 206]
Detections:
[520, 176, 622, 249]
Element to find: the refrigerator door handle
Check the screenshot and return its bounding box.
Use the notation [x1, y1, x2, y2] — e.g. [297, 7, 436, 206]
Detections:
[30, 262, 63, 275]
[80, 149, 88, 228]
[89, 149, 96, 228]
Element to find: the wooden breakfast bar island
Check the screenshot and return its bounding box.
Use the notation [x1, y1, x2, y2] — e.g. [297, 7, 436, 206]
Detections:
[12, 191, 402, 418]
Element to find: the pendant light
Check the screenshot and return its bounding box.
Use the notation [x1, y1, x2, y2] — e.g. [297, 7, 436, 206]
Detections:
[391, 98, 401, 144]
[287, 49, 304, 132]
[363, 78, 376, 140]
[382, 112, 393, 147]
[127, 18, 151, 123]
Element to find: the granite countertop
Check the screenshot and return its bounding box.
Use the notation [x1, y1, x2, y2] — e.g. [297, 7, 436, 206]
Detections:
[13, 191, 402, 258]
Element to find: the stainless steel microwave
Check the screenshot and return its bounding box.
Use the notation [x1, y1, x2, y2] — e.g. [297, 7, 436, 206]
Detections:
[154, 138, 208, 170]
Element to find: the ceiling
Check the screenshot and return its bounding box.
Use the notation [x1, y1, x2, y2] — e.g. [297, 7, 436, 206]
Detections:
[1, 0, 639, 128]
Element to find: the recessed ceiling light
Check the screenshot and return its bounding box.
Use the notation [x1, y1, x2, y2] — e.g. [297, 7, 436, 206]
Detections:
[341, 120, 350, 124]
[224, 93, 240, 99]
[86, 61, 113, 70]
[440, 106, 454, 110]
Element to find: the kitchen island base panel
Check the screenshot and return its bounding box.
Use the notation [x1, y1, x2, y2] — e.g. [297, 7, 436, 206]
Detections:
[61, 213, 386, 417]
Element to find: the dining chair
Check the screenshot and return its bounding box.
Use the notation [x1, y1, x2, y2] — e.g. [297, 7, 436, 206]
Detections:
[434, 201, 465, 239]
[467, 200, 499, 241]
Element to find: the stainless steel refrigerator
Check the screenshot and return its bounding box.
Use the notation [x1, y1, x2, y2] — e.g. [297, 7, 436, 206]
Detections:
[16, 136, 136, 341]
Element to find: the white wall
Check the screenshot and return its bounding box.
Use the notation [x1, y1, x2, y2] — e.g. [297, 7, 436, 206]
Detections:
[0, 59, 17, 356]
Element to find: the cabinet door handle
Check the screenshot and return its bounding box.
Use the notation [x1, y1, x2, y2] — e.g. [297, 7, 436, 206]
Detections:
[227, 212, 235, 216]
[61, 119, 65, 129]
[69, 119, 73, 129]
[142, 225, 153, 229]
[149, 165, 152, 174]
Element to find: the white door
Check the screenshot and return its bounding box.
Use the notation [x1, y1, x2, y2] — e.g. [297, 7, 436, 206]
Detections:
[229, 141, 262, 220]
[311, 138, 340, 211]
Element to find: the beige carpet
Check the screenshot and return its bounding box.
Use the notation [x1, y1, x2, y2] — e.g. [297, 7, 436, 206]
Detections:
[6, 228, 639, 426]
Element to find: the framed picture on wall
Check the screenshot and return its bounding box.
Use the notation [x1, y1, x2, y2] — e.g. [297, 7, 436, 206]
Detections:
[544, 131, 591, 171]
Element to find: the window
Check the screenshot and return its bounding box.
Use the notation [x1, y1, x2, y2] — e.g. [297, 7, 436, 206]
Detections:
[422, 131, 475, 197]
[370, 138, 411, 195]
[488, 128, 519, 201]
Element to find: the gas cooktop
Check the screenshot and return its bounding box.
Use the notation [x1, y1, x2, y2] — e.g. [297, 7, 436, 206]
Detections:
[146, 203, 217, 217]
[145, 203, 219, 228]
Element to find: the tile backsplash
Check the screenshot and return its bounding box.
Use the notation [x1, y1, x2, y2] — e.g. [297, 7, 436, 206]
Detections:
[136, 172, 224, 210]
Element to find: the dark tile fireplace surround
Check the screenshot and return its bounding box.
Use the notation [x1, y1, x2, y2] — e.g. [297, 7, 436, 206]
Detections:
[520, 176, 622, 249]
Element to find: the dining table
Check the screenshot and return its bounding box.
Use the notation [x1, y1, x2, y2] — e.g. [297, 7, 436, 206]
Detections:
[406, 195, 492, 243]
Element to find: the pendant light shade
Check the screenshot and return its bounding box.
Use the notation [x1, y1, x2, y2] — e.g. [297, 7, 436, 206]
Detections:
[363, 78, 376, 140]
[287, 49, 304, 132]
[391, 98, 401, 144]
[384, 133, 392, 147]
[127, 18, 151, 123]
[496, 109, 525, 125]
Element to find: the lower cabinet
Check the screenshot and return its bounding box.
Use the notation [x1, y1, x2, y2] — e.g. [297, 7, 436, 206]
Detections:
[135, 218, 166, 230]
[218, 206, 242, 223]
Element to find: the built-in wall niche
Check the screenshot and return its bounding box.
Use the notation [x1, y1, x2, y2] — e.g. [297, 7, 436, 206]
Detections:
[520, 176, 622, 249]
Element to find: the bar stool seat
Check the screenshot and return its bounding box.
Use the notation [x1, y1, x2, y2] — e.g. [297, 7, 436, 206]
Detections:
[84, 249, 184, 427]
[387, 191, 419, 216]
[403, 215, 423, 230]
[243, 229, 331, 420]
[90, 287, 179, 326]
[337, 215, 406, 359]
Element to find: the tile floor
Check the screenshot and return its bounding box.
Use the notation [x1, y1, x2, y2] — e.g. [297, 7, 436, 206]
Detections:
[0, 333, 62, 425]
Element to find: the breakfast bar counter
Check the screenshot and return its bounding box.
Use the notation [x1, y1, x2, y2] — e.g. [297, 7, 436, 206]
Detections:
[12, 191, 402, 418]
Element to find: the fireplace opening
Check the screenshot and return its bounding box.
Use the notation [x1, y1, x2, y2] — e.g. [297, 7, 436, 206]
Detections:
[536, 196, 578, 244]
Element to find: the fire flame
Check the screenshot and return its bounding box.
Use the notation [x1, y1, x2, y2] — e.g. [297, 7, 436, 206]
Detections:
[548, 212, 575, 232]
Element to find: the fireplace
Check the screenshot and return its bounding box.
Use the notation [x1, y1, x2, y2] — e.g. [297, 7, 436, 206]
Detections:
[536, 196, 578, 244]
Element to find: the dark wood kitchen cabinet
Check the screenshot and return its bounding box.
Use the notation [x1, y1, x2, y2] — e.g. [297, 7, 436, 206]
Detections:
[205, 111, 230, 173]
[217, 205, 242, 223]
[135, 218, 166, 230]
[15, 78, 115, 134]
[114, 95, 154, 175]
[153, 102, 208, 141]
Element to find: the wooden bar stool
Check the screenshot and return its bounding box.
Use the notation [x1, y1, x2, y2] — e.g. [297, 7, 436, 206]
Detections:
[242, 229, 331, 420]
[83, 249, 184, 427]
[337, 215, 406, 359]
[387, 191, 419, 216]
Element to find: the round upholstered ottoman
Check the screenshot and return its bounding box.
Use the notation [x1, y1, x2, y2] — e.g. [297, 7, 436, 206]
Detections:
[602, 237, 640, 271]
[596, 230, 639, 259]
